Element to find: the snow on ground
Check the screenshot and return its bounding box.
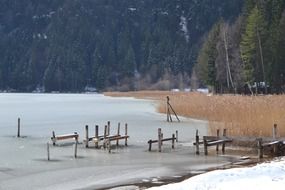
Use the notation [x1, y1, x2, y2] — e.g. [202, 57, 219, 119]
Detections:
[148, 157, 285, 190]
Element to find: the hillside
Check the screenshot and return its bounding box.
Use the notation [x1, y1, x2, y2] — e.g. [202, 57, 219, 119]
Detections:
[196, 0, 285, 94]
[0, 0, 242, 92]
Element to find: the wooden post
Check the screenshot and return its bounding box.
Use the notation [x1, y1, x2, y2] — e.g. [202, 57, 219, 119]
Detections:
[17, 118, 20, 138]
[175, 130, 178, 142]
[216, 129, 220, 153]
[195, 130, 199, 155]
[107, 121, 111, 136]
[166, 97, 169, 122]
[125, 123, 128, 146]
[104, 125, 107, 148]
[273, 124, 278, 154]
[203, 136, 208, 155]
[158, 128, 162, 152]
[273, 124, 277, 139]
[47, 142, 50, 161]
[172, 134, 175, 149]
[52, 131, 56, 146]
[148, 140, 152, 151]
[85, 125, 89, 148]
[74, 138, 78, 158]
[117, 122, 120, 146]
[167, 96, 180, 122]
[257, 138, 263, 159]
[95, 125, 99, 148]
[108, 140, 112, 153]
[161, 133, 163, 145]
[222, 129, 226, 154]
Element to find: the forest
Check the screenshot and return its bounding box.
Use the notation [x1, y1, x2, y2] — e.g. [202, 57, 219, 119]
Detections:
[0, 0, 242, 92]
[1, 0, 284, 94]
[196, 0, 285, 94]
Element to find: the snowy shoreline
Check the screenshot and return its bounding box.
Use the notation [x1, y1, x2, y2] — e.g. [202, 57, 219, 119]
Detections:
[147, 157, 285, 190]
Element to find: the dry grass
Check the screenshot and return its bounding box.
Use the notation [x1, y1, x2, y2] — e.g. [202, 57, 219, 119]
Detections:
[105, 91, 285, 137]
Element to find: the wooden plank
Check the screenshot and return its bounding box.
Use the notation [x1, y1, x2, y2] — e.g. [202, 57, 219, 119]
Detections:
[206, 139, 232, 146]
[108, 135, 129, 141]
[54, 134, 78, 140]
[262, 140, 280, 146]
[148, 137, 176, 144]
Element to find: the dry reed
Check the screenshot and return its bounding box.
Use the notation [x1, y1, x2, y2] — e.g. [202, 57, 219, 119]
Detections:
[105, 91, 285, 137]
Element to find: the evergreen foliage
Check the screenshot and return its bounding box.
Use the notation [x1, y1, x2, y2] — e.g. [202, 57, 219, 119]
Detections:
[0, 0, 243, 92]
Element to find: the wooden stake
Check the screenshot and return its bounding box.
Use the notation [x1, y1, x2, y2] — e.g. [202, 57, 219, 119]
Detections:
[257, 138, 263, 159]
[107, 121, 110, 136]
[74, 138, 78, 158]
[216, 129, 220, 153]
[108, 140, 112, 153]
[203, 136, 208, 155]
[117, 122, 120, 146]
[17, 118, 20, 138]
[52, 131, 56, 146]
[222, 129, 226, 154]
[195, 130, 199, 155]
[273, 124, 277, 139]
[175, 130, 178, 142]
[95, 125, 99, 148]
[47, 142, 50, 161]
[148, 140, 152, 151]
[172, 134, 175, 149]
[158, 128, 162, 152]
[85, 125, 89, 148]
[104, 125, 107, 148]
[125, 123, 128, 146]
[166, 96, 180, 122]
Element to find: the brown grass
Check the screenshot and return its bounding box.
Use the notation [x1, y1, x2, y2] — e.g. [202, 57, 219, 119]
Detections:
[105, 91, 285, 137]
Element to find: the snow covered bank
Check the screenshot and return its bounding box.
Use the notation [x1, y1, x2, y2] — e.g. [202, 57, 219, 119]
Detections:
[148, 157, 285, 190]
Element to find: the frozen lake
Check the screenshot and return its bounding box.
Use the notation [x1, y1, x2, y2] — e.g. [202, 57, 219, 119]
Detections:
[0, 93, 235, 189]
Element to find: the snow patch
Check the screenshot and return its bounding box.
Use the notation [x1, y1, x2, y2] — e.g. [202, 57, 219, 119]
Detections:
[148, 158, 285, 190]
[179, 16, 189, 42]
[128, 8, 137, 12]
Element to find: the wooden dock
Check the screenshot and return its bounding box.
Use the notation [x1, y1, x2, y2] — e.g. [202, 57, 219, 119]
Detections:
[148, 128, 177, 152]
[84, 122, 129, 152]
[194, 129, 232, 155]
[194, 124, 285, 158]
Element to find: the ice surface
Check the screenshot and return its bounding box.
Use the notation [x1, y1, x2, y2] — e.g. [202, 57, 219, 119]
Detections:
[0, 93, 234, 189]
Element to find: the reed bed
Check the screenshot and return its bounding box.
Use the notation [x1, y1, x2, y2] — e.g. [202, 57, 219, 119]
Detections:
[105, 91, 285, 137]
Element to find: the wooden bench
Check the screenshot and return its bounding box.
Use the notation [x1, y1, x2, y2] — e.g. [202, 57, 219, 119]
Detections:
[51, 131, 79, 146]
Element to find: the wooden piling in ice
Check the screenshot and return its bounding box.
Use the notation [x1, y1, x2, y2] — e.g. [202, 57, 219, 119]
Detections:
[85, 125, 89, 148]
[125, 123, 128, 146]
[17, 118, 20, 138]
